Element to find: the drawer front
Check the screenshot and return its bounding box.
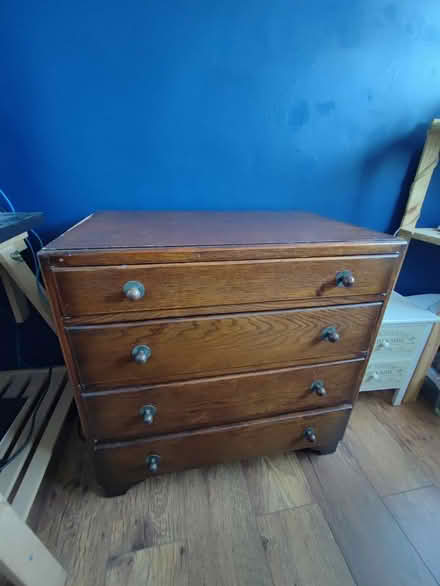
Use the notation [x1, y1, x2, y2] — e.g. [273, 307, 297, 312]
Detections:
[361, 360, 412, 391]
[55, 255, 397, 317]
[372, 323, 431, 357]
[68, 303, 381, 389]
[94, 406, 351, 490]
[84, 359, 364, 440]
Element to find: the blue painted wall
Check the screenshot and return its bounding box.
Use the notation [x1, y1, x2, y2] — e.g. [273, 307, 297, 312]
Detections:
[0, 0, 440, 367]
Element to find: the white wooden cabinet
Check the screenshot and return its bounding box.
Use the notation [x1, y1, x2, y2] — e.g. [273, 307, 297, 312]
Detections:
[360, 293, 440, 405]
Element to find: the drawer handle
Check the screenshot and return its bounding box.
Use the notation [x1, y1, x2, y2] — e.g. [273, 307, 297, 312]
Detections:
[132, 344, 152, 364]
[140, 404, 156, 424]
[336, 270, 355, 288]
[310, 380, 327, 396]
[321, 326, 340, 343]
[123, 280, 145, 301]
[146, 454, 160, 473]
[304, 427, 317, 443]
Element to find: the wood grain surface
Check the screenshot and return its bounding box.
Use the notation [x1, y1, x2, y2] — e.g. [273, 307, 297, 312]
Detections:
[94, 406, 351, 494]
[83, 359, 363, 440]
[42, 240, 406, 266]
[243, 452, 313, 514]
[106, 542, 188, 586]
[257, 504, 356, 586]
[42, 210, 403, 250]
[182, 463, 274, 586]
[344, 400, 432, 496]
[68, 303, 381, 389]
[60, 293, 390, 325]
[54, 255, 397, 317]
[303, 444, 438, 586]
[26, 393, 440, 586]
[384, 486, 440, 582]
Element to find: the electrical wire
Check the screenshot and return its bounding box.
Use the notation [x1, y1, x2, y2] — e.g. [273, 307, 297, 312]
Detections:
[0, 368, 53, 472]
[0, 188, 15, 212]
[0, 187, 47, 298]
[0, 188, 49, 372]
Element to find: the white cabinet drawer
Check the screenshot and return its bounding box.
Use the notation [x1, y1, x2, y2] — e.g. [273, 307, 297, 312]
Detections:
[372, 323, 430, 357]
[361, 360, 411, 392]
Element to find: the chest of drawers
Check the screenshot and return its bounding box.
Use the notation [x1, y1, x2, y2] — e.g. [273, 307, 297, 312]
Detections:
[40, 211, 406, 495]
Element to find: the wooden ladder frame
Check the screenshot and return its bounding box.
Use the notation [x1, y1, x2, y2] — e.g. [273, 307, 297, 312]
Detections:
[397, 119, 440, 403]
[398, 118, 440, 241]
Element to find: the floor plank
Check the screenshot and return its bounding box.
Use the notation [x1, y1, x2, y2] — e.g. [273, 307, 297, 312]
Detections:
[257, 503, 355, 586]
[362, 393, 439, 446]
[384, 486, 440, 583]
[183, 463, 273, 586]
[344, 400, 432, 496]
[29, 391, 440, 586]
[302, 444, 438, 586]
[243, 453, 313, 514]
[108, 471, 186, 560]
[105, 542, 188, 586]
[362, 393, 440, 486]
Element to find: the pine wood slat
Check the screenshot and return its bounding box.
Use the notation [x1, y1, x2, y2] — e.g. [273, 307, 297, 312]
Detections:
[12, 381, 72, 519]
[0, 368, 66, 498]
[399, 119, 440, 234]
[0, 370, 49, 462]
[412, 227, 440, 246]
[0, 369, 32, 399]
[0, 493, 66, 586]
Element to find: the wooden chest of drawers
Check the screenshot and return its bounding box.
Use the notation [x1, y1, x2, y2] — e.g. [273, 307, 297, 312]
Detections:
[39, 211, 406, 495]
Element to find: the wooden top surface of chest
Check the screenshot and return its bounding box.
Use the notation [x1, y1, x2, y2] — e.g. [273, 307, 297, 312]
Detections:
[40, 211, 406, 266]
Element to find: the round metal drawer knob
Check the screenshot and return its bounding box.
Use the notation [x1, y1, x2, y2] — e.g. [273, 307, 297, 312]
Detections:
[140, 404, 156, 424]
[147, 454, 160, 473]
[123, 280, 145, 301]
[336, 270, 355, 288]
[379, 339, 390, 349]
[311, 380, 327, 396]
[132, 345, 152, 364]
[321, 326, 340, 343]
[304, 427, 317, 443]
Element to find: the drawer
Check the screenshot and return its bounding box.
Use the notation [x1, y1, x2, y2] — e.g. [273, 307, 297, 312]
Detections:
[84, 358, 363, 440]
[372, 323, 432, 357]
[54, 255, 397, 317]
[94, 405, 351, 491]
[68, 303, 381, 389]
[361, 360, 412, 391]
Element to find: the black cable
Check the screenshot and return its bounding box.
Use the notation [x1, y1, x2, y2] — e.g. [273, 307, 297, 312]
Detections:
[0, 367, 53, 472]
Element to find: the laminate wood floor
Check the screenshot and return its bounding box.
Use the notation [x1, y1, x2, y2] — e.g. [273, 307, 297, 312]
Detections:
[7, 392, 440, 586]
